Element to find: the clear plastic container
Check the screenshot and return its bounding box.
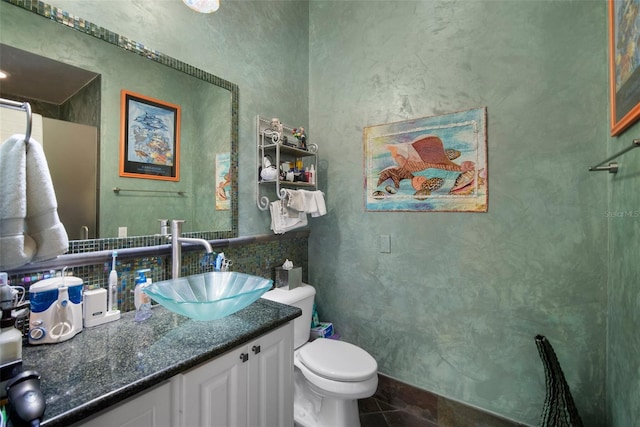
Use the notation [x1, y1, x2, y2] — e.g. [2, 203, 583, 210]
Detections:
[134, 269, 152, 322]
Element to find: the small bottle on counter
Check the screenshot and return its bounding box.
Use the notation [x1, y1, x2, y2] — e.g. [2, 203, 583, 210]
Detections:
[134, 269, 152, 322]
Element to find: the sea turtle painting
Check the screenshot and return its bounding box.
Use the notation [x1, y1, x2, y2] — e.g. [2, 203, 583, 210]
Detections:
[364, 107, 488, 212]
[376, 134, 477, 197]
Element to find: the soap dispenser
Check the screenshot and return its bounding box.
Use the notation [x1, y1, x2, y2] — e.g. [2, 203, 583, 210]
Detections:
[134, 269, 152, 322]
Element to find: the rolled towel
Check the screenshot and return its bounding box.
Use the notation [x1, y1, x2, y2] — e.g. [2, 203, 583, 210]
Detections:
[25, 139, 68, 262]
[0, 135, 37, 269]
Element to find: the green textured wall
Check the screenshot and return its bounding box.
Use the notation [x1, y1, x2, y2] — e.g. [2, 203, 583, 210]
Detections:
[308, 1, 608, 425]
[607, 119, 640, 426]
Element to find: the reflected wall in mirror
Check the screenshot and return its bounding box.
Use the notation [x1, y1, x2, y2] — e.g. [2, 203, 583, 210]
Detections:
[0, 0, 238, 241]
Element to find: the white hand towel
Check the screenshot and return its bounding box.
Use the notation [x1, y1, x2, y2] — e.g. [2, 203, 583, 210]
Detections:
[300, 190, 327, 217]
[0, 135, 37, 269]
[312, 191, 327, 217]
[25, 139, 68, 262]
[270, 200, 307, 234]
[285, 189, 305, 212]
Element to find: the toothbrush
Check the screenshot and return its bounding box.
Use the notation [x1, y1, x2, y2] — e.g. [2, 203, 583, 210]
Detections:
[108, 251, 118, 312]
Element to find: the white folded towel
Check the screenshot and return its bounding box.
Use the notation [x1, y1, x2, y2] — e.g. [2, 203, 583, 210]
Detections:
[270, 200, 307, 234]
[0, 135, 68, 269]
[301, 190, 327, 217]
[285, 189, 306, 212]
[25, 138, 68, 262]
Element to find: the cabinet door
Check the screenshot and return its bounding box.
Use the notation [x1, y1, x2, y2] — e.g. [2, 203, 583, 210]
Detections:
[247, 322, 294, 427]
[181, 346, 248, 427]
[72, 381, 172, 427]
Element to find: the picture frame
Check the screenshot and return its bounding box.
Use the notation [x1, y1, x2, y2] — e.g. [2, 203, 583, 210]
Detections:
[120, 90, 181, 180]
[609, 0, 640, 136]
[364, 107, 488, 213]
[215, 152, 231, 211]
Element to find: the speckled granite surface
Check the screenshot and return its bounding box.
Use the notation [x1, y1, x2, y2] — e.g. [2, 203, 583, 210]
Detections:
[19, 299, 301, 427]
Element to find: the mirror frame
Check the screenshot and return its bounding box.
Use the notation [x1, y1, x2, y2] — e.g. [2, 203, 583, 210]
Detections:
[2, 0, 238, 247]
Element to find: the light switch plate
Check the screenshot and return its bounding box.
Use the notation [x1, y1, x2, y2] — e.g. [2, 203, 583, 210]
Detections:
[118, 226, 127, 238]
[379, 235, 391, 253]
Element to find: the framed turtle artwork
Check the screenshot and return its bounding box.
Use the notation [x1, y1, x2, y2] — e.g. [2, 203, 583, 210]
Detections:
[364, 107, 487, 212]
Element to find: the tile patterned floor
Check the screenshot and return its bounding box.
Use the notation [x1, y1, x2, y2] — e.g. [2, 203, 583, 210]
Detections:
[359, 396, 438, 426]
[358, 374, 529, 427]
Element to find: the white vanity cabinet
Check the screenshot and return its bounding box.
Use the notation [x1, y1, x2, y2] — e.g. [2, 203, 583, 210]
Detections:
[176, 321, 294, 427]
[246, 322, 294, 427]
[72, 381, 173, 427]
[72, 322, 293, 427]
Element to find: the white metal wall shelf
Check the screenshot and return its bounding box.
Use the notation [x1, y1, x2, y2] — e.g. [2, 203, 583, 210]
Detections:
[256, 115, 318, 211]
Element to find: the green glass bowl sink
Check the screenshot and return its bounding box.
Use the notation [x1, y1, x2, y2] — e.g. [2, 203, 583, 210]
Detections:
[142, 272, 273, 321]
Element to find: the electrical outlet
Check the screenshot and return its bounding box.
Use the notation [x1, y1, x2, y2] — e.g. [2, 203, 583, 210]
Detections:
[118, 227, 127, 238]
[379, 235, 391, 253]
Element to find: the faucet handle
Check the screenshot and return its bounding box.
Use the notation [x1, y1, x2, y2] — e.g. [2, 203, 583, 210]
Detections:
[171, 219, 186, 236]
[158, 219, 169, 235]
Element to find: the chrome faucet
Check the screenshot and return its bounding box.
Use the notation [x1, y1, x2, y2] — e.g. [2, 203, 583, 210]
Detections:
[171, 219, 214, 279]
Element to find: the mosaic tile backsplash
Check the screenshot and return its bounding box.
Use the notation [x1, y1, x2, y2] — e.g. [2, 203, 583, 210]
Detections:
[6, 231, 309, 335]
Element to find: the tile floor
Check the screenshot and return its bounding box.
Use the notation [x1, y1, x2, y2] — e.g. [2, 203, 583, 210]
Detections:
[358, 374, 529, 427]
[359, 395, 437, 426]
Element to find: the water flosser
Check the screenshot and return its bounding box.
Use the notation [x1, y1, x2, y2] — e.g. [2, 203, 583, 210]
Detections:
[108, 251, 118, 312]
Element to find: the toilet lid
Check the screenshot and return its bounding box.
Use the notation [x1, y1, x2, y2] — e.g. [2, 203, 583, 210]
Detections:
[297, 339, 377, 382]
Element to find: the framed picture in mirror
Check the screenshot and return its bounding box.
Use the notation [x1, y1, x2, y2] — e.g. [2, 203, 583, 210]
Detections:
[216, 152, 231, 210]
[120, 90, 181, 180]
[609, 0, 640, 136]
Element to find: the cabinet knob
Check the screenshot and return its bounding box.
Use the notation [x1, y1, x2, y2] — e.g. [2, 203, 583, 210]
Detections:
[252, 345, 261, 355]
[239, 353, 249, 363]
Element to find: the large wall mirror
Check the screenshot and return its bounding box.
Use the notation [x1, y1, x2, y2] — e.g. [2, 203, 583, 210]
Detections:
[0, 0, 238, 243]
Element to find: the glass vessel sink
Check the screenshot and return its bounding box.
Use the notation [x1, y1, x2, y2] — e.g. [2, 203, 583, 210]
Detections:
[142, 272, 273, 321]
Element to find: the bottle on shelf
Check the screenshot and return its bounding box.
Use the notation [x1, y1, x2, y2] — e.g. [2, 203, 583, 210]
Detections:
[309, 164, 315, 185]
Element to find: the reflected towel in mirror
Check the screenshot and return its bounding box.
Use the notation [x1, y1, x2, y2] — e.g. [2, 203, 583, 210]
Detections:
[0, 135, 68, 269]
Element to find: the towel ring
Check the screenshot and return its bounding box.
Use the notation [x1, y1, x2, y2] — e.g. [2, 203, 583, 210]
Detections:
[0, 98, 33, 148]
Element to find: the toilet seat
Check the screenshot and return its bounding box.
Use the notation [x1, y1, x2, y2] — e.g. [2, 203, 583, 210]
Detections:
[297, 339, 377, 382]
[294, 352, 378, 400]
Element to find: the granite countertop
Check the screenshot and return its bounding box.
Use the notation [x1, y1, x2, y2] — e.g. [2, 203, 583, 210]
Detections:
[19, 299, 301, 427]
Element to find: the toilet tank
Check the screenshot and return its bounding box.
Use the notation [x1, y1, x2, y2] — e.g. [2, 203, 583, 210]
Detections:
[262, 283, 316, 349]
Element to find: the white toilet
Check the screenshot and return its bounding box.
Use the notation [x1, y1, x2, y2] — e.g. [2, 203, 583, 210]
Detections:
[262, 283, 378, 427]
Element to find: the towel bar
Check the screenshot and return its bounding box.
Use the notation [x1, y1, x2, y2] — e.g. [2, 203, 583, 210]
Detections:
[589, 139, 640, 174]
[112, 187, 186, 196]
